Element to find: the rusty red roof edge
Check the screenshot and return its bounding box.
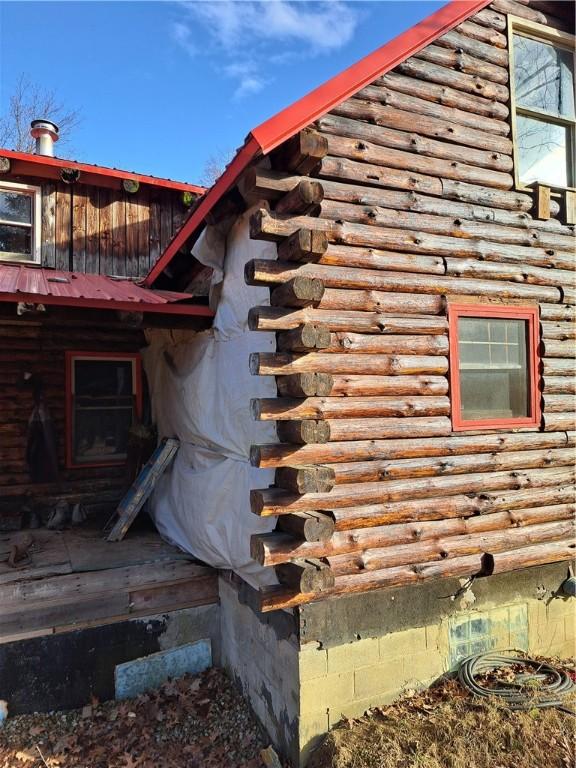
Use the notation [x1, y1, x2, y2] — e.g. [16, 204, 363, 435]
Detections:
[0, 264, 213, 317]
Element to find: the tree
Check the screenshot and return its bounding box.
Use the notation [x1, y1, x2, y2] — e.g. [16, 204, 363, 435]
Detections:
[200, 148, 235, 187]
[0, 74, 81, 153]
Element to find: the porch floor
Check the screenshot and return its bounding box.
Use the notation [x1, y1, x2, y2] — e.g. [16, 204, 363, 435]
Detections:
[0, 523, 218, 643]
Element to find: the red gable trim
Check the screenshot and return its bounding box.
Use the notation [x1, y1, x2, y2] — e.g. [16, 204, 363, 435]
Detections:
[145, 0, 491, 286]
[0, 149, 206, 195]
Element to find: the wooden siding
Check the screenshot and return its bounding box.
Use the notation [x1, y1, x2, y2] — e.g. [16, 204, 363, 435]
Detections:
[0, 306, 145, 528]
[2, 173, 194, 278]
[242, 0, 576, 609]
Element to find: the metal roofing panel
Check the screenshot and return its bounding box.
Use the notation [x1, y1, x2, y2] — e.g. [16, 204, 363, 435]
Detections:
[0, 264, 213, 317]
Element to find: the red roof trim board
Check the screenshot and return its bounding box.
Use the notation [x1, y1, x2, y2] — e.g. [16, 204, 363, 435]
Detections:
[0, 264, 213, 317]
[0, 149, 206, 195]
[144, 0, 491, 286]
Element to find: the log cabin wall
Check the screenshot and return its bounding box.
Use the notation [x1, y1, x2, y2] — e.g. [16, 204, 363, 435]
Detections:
[243, 0, 576, 610]
[0, 305, 145, 529]
[1, 171, 192, 278]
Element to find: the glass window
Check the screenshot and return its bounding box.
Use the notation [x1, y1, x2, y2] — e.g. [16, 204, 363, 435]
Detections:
[449, 307, 540, 430]
[512, 29, 575, 189]
[0, 184, 40, 262]
[68, 355, 140, 466]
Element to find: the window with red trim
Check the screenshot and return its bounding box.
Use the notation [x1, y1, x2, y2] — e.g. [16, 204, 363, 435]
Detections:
[66, 352, 142, 468]
[448, 305, 540, 431]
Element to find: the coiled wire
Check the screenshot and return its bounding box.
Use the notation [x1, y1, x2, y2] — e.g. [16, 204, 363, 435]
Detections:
[458, 652, 575, 710]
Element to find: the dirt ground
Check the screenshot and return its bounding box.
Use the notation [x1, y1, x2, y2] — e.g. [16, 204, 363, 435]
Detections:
[309, 676, 575, 768]
[0, 668, 269, 768]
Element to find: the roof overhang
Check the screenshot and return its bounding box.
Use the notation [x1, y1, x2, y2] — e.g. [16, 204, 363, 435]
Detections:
[0, 149, 206, 195]
[0, 264, 213, 317]
[144, 0, 492, 287]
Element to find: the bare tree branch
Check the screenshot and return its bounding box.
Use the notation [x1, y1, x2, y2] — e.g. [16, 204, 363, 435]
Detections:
[200, 148, 235, 187]
[0, 74, 81, 154]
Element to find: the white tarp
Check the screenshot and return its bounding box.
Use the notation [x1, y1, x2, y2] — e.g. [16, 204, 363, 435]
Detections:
[142, 207, 279, 587]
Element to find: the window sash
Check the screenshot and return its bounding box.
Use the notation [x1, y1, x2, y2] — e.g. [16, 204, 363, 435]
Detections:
[509, 18, 576, 191]
[0, 182, 41, 263]
[448, 305, 540, 432]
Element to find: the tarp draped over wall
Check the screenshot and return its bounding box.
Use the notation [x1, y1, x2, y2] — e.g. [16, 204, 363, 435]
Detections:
[143, 208, 278, 587]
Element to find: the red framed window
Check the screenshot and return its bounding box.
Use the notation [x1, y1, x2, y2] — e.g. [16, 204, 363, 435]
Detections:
[448, 304, 540, 431]
[65, 352, 142, 469]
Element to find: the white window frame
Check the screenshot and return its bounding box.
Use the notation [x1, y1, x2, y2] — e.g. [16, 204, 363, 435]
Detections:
[0, 180, 42, 264]
[508, 16, 576, 192]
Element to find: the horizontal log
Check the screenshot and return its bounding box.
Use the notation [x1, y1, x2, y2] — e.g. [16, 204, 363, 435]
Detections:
[435, 28, 508, 65]
[330, 519, 573, 574]
[332, 97, 511, 154]
[540, 321, 576, 341]
[322, 333, 448, 356]
[445, 257, 574, 289]
[276, 372, 334, 397]
[253, 502, 575, 566]
[414, 44, 509, 86]
[544, 413, 576, 432]
[249, 352, 449, 376]
[258, 540, 575, 611]
[474, 8, 507, 31]
[334, 491, 575, 532]
[455, 19, 507, 49]
[317, 197, 573, 252]
[543, 395, 575, 413]
[245, 253, 562, 303]
[277, 228, 328, 262]
[275, 467, 335, 495]
[250, 430, 571, 468]
[329, 375, 448, 396]
[276, 420, 330, 445]
[329, 446, 574, 485]
[249, 211, 571, 272]
[269, 276, 325, 307]
[542, 358, 575, 377]
[377, 69, 509, 122]
[276, 511, 335, 542]
[317, 172, 566, 234]
[541, 339, 576, 358]
[319, 289, 445, 314]
[248, 306, 447, 335]
[542, 377, 576, 395]
[275, 558, 334, 593]
[274, 180, 324, 216]
[326, 117, 512, 185]
[277, 324, 331, 352]
[398, 55, 508, 102]
[318, 111, 512, 172]
[251, 466, 575, 516]
[490, 0, 547, 24]
[252, 395, 450, 421]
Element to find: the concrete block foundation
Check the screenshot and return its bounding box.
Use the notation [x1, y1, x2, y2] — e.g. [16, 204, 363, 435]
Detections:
[218, 563, 575, 767]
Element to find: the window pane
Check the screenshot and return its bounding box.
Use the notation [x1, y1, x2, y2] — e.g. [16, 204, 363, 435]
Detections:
[0, 223, 32, 256]
[0, 191, 32, 224]
[514, 34, 575, 118]
[73, 406, 134, 463]
[458, 318, 530, 421]
[74, 359, 134, 398]
[516, 115, 569, 187]
[72, 358, 136, 464]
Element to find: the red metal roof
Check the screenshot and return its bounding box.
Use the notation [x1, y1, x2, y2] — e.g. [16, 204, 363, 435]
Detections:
[0, 264, 213, 316]
[0, 149, 206, 195]
[144, 0, 491, 286]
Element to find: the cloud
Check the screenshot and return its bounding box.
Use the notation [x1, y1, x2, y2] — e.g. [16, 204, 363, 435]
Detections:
[172, 1, 361, 99]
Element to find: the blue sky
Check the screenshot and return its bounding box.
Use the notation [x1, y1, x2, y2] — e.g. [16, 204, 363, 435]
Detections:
[0, 1, 443, 186]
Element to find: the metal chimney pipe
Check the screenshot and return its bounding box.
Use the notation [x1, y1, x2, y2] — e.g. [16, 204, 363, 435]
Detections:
[30, 119, 59, 157]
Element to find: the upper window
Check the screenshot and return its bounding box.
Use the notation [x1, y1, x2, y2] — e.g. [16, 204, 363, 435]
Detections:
[66, 352, 142, 468]
[511, 22, 575, 189]
[0, 182, 42, 263]
[448, 305, 540, 431]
